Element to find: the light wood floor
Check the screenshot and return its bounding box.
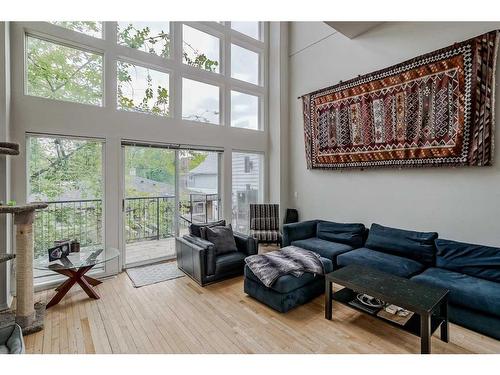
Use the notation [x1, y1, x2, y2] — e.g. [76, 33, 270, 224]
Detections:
[25, 270, 500, 354]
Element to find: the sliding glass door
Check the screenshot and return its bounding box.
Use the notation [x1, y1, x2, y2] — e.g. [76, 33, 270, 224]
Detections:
[123, 144, 221, 267]
[123, 145, 176, 266]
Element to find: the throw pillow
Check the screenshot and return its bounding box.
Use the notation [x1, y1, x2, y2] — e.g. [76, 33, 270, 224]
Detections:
[204, 225, 238, 255]
[189, 220, 226, 238]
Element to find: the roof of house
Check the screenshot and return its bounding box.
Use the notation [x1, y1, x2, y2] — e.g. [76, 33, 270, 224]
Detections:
[189, 153, 218, 175]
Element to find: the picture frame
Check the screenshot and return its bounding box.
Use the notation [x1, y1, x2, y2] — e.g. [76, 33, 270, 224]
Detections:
[48, 241, 72, 262]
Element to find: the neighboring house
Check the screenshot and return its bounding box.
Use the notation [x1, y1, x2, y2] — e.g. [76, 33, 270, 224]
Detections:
[186, 152, 218, 194]
[127, 175, 174, 197]
[231, 153, 262, 233]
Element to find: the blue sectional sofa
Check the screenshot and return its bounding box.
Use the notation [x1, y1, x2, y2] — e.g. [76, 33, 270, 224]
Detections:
[281, 220, 500, 340]
[282, 220, 366, 266]
[337, 223, 437, 278]
[244, 220, 363, 312]
[411, 238, 500, 340]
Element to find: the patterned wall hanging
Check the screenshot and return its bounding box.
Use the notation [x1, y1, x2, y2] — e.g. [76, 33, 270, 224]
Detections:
[301, 30, 499, 170]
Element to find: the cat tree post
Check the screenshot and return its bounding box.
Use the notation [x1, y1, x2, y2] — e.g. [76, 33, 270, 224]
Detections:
[14, 210, 36, 327]
[0, 203, 48, 331]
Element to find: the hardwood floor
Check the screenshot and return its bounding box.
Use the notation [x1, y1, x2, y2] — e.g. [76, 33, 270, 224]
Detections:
[24, 270, 500, 354]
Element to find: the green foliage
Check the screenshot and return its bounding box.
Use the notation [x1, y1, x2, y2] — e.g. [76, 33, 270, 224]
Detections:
[115, 22, 219, 117]
[118, 23, 170, 58]
[29, 137, 103, 201]
[26, 36, 103, 105]
[27, 22, 219, 118]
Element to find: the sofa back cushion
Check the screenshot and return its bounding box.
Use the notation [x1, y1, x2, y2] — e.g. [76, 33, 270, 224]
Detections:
[435, 239, 500, 283]
[189, 220, 226, 238]
[365, 223, 438, 265]
[316, 221, 366, 247]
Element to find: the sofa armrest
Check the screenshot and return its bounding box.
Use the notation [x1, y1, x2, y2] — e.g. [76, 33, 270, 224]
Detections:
[178, 235, 216, 276]
[234, 232, 258, 256]
[282, 220, 318, 247]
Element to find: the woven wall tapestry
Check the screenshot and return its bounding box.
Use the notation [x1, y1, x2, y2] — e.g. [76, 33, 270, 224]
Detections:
[301, 30, 499, 170]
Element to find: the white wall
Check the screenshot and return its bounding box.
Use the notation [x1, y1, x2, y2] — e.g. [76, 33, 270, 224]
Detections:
[289, 22, 500, 246]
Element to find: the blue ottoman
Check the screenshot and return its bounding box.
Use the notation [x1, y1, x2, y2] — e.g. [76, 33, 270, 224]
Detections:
[244, 256, 333, 313]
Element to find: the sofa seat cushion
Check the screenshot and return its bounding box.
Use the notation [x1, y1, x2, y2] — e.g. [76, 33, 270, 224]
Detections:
[291, 237, 353, 265]
[435, 239, 500, 283]
[215, 252, 246, 274]
[337, 248, 425, 278]
[411, 268, 500, 318]
[365, 223, 438, 266]
[244, 257, 333, 294]
[0, 345, 9, 354]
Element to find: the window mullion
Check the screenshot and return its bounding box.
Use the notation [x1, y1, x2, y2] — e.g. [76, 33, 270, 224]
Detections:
[104, 22, 117, 110]
[172, 22, 183, 121]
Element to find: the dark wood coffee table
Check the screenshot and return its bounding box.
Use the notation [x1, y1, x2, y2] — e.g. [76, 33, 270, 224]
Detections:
[325, 264, 449, 354]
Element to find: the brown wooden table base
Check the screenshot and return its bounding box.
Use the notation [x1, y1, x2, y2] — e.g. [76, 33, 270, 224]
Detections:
[46, 265, 102, 308]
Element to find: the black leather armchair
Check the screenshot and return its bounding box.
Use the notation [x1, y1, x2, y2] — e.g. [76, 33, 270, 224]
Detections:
[176, 223, 258, 286]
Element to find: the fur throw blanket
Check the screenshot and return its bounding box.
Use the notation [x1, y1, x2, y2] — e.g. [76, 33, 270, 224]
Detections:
[244, 246, 325, 288]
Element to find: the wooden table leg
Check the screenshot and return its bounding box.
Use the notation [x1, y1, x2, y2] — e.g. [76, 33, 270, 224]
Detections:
[46, 265, 100, 308]
[55, 278, 73, 292]
[77, 277, 100, 299]
[420, 313, 431, 354]
[83, 275, 102, 286]
[46, 276, 78, 308]
[325, 280, 332, 320]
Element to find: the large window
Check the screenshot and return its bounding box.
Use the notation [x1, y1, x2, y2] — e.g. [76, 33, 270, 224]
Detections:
[117, 61, 170, 116]
[182, 25, 220, 73]
[182, 78, 220, 124]
[23, 22, 266, 130]
[232, 151, 263, 234]
[231, 91, 259, 130]
[231, 44, 259, 85]
[25, 35, 103, 106]
[28, 135, 104, 283]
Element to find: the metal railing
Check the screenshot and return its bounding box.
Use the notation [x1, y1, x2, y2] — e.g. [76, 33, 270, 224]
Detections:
[34, 194, 220, 258]
[124, 196, 175, 243]
[34, 199, 103, 260]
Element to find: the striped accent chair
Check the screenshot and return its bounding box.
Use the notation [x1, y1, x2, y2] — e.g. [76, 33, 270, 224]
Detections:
[249, 204, 282, 246]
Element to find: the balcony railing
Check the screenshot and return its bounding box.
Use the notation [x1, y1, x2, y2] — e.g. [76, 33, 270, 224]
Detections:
[33, 194, 220, 258]
[125, 196, 175, 243]
[34, 199, 103, 260]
